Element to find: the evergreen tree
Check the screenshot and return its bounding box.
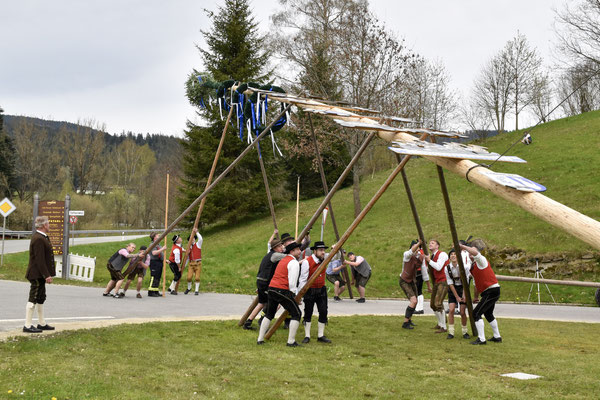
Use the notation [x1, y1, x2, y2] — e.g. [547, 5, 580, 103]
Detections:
[179, 0, 278, 225]
[0, 107, 17, 197]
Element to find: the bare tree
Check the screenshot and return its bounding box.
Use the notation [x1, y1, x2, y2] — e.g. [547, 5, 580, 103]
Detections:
[460, 95, 492, 140]
[503, 32, 543, 130]
[555, 0, 600, 67]
[108, 139, 156, 189]
[557, 62, 600, 116]
[529, 70, 554, 123]
[473, 53, 513, 132]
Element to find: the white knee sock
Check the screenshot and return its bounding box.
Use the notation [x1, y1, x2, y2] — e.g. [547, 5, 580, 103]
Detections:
[169, 281, 176, 291]
[304, 321, 311, 338]
[25, 302, 36, 327]
[37, 303, 46, 326]
[416, 295, 424, 311]
[195, 282, 200, 292]
[434, 311, 440, 326]
[187, 282, 192, 290]
[318, 322, 325, 338]
[476, 319, 485, 342]
[288, 320, 300, 344]
[439, 310, 447, 329]
[490, 319, 500, 338]
[257, 317, 271, 342]
[462, 324, 468, 335]
[448, 324, 455, 335]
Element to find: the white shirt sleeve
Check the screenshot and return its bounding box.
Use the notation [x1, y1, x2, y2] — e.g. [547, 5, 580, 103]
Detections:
[297, 259, 310, 293]
[473, 252, 488, 269]
[288, 259, 300, 294]
[174, 248, 181, 264]
[355, 256, 365, 265]
[421, 259, 430, 282]
[429, 251, 448, 271]
[267, 241, 271, 252]
[445, 264, 453, 285]
[196, 233, 203, 249]
[403, 249, 413, 263]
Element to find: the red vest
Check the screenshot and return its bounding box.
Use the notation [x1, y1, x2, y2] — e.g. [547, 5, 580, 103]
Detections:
[471, 260, 498, 293]
[307, 255, 325, 288]
[431, 251, 446, 283]
[190, 242, 202, 261]
[270, 255, 295, 290]
[169, 244, 182, 264]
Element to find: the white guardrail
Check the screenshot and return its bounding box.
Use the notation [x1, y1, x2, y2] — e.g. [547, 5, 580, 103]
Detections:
[55, 254, 96, 282]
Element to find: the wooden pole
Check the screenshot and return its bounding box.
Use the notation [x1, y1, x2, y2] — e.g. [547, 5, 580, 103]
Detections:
[162, 173, 170, 297]
[496, 275, 600, 288]
[295, 176, 300, 238]
[265, 97, 600, 252]
[135, 104, 292, 264]
[257, 144, 279, 235]
[238, 296, 260, 327]
[179, 107, 234, 279]
[307, 113, 354, 298]
[265, 140, 422, 340]
[436, 165, 477, 336]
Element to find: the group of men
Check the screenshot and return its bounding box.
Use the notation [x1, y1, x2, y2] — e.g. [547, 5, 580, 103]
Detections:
[102, 228, 204, 298]
[399, 238, 502, 345]
[242, 229, 371, 347]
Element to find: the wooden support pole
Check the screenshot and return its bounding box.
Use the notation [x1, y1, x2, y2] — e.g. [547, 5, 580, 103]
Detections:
[436, 165, 477, 336]
[496, 275, 600, 288]
[136, 104, 293, 264]
[265, 140, 421, 340]
[180, 106, 234, 279]
[257, 144, 279, 235]
[308, 113, 354, 298]
[295, 176, 300, 238]
[162, 173, 170, 297]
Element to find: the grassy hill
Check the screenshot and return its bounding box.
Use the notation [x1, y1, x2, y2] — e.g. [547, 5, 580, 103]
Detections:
[2, 111, 599, 303]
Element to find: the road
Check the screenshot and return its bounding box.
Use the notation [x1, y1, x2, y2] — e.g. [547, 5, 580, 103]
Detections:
[1, 280, 598, 339]
[1, 235, 146, 255]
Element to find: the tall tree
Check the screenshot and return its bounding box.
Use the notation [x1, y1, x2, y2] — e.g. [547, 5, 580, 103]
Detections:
[180, 0, 277, 225]
[473, 53, 513, 133]
[0, 107, 17, 197]
[555, 0, 600, 67]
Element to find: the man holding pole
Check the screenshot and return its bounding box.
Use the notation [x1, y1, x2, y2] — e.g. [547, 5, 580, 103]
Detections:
[103, 243, 139, 298]
[425, 239, 448, 333]
[23, 216, 55, 333]
[460, 242, 502, 345]
[121, 246, 150, 298]
[399, 239, 423, 330]
[445, 249, 471, 339]
[414, 248, 431, 314]
[344, 252, 371, 303]
[325, 246, 346, 301]
[148, 232, 167, 297]
[257, 242, 303, 347]
[184, 228, 203, 295]
[167, 235, 183, 295]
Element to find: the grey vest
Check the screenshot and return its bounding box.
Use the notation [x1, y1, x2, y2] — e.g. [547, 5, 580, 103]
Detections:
[109, 250, 129, 271]
[355, 258, 371, 277]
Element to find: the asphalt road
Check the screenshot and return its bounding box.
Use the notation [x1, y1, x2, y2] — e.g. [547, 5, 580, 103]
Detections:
[1, 280, 598, 336]
[0, 235, 146, 255]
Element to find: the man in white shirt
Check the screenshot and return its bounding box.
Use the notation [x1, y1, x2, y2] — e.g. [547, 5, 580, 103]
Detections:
[445, 249, 471, 339]
[424, 239, 448, 333]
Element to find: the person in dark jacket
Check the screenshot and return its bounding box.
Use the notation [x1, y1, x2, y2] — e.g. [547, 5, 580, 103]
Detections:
[23, 216, 56, 333]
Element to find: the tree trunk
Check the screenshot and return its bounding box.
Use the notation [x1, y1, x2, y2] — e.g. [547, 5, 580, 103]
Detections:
[352, 166, 361, 218]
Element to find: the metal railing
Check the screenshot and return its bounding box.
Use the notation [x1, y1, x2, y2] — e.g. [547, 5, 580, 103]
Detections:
[0, 229, 167, 239]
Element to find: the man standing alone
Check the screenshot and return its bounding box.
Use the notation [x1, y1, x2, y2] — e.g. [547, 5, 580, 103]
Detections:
[344, 252, 371, 303]
[23, 216, 56, 333]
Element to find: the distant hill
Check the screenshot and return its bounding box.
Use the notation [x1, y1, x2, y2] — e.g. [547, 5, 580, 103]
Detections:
[3, 115, 181, 164]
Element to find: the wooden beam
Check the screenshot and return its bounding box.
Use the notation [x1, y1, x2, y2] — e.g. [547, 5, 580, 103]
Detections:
[496, 275, 600, 288]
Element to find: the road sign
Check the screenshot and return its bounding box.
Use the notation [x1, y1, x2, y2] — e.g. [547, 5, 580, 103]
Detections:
[69, 210, 85, 216]
[0, 198, 16, 218]
[70, 216, 78, 224]
[39, 201, 65, 255]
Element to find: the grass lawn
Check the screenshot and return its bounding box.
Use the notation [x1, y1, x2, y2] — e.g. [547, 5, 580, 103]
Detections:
[1, 111, 599, 304]
[1, 316, 599, 399]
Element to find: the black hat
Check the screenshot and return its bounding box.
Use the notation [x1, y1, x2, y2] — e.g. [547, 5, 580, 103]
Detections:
[448, 248, 456, 255]
[285, 242, 301, 254]
[172, 235, 180, 244]
[409, 239, 419, 249]
[280, 232, 293, 242]
[310, 241, 329, 250]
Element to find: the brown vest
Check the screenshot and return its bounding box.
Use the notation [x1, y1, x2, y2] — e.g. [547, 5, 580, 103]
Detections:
[400, 255, 420, 283]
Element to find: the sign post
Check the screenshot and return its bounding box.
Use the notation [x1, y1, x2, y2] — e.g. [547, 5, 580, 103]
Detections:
[0, 197, 17, 267]
[38, 199, 67, 279]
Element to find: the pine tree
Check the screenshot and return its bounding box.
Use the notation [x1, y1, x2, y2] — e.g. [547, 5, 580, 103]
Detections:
[0, 107, 17, 197]
[179, 0, 277, 225]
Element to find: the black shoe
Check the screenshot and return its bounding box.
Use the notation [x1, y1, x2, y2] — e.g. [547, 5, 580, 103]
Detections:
[148, 291, 159, 297]
[194, 292, 199, 296]
[23, 325, 42, 333]
[333, 296, 341, 301]
[409, 320, 416, 327]
[463, 333, 471, 339]
[37, 324, 55, 331]
[170, 291, 178, 295]
[167, 288, 172, 293]
[302, 337, 310, 344]
[356, 298, 366, 303]
[114, 293, 124, 298]
[184, 289, 191, 295]
[243, 320, 255, 330]
[317, 336, 332, 343]
[102, 292, 111, 297]
[471, 338, 487, 345]
[447, 334, 454, 339]
[136, 293, 142, 299]
[488, 336, 502, 343]
[286, 342, 300, 347]
[402, 322, 413, 330]
[257, 340, 265, 345]
[413, 310, 424, 315]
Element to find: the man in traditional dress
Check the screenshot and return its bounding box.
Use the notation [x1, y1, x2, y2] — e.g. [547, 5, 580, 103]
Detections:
[344, 252, 371, 303]
[147, 232, 167, 297]
[23, 216, 56, 333]
[257, 242, 303, 347]
[121, 246, 150, 298]
[167, 235, 183, 295]
[445, 249, 471, 339]
[425, 239, 448, 333]
[399, 239, 424, 330]
[184, 228, 203, 295]
[103, 243, 139, 298]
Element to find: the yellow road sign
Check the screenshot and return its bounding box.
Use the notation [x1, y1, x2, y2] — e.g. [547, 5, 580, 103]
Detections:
[0, 198, 16, 218]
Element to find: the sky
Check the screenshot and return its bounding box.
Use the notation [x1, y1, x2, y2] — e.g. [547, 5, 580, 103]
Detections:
[0, 0, 565, 137]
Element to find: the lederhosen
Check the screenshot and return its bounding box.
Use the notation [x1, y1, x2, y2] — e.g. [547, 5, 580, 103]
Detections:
[446, 262, 465, 305]
[169, 244, 182, 282]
